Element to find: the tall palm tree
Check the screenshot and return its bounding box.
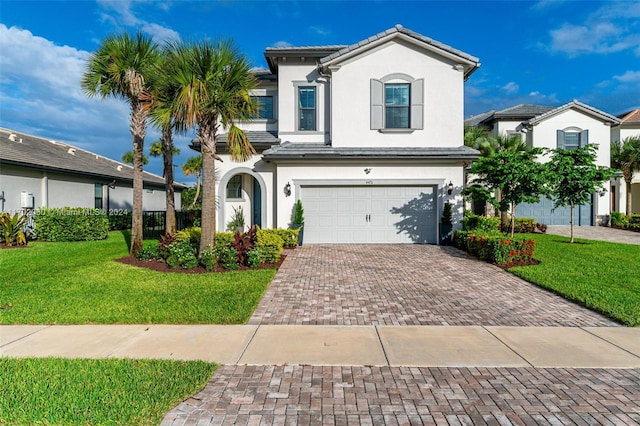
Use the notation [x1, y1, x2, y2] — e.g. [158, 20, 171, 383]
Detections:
[163, 40, 257, 254]
[149, 137, 181, 234]
[611, 136, 640, 217]
[181, 156, 203, 210]
[82, 32, 159, 256]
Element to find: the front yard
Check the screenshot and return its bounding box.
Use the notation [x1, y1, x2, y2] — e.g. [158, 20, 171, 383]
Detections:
[509, 233, 640, 326]
[0, 231, 275, 324]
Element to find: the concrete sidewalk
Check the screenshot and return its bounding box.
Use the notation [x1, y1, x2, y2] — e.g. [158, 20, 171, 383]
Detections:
[2, 324, 639, 368]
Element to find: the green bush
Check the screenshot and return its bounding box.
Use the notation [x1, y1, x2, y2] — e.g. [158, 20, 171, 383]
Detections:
[256, 228, 284, 263]
[462, 212, 500, 232]
[35, 207, 109, 241]
[216, 246, 239, 270]
[453, 230, 536, 266]
[510, 218, 536, 233]
[247, 249, 261, 268]
[630, 214, 640, 225]
[199, 246, 218, 271]
[108, 211, 132, 230]
[175, 226, 201, 250]
[136, 245, 160, 261]
[214, 232, 234, 250]
[610, 211, 629, 228]
[166, 240, 198, 269]
[271, 228, 300, 248]
[0, 212, 28, 246]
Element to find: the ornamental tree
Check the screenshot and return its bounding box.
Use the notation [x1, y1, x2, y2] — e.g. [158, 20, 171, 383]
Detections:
[547, 144, 614, 243]
[463, 148, 548, 237]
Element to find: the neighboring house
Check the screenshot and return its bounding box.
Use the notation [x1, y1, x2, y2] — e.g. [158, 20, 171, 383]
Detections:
[610, 109, 640, 215]
[197, 25, 481, 244]
[0, 128, 184, 214]
[465, 101, 620, 226]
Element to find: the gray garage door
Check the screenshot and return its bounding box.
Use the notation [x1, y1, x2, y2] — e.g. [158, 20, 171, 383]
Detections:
[301, 185, 437, 244]
[515, 196, 593, 226]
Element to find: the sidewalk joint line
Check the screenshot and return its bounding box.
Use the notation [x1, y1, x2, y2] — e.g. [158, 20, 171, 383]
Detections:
[482, 326, 534, 368]
[581, 327, 640, 360]
[235, 325, 260, 364]
[0, 325, 52, 349]
[374, 326, 391, 366]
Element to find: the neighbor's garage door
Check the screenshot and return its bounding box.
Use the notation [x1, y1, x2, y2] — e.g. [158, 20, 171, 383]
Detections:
[301, 185, 437, 244]
[515, 196, 593, 226]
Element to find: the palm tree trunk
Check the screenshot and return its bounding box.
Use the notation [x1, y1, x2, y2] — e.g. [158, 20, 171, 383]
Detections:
[162, 124, 176, 235]
[626, 177, 633, 218]
[130, 101, 146, 256]
[199, 123, 217, 256]
[190, 172, 201, 210]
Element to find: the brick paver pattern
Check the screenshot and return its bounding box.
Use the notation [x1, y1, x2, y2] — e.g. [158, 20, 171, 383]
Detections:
[250, 245, 617, 327]
[163, 365, 640, 426]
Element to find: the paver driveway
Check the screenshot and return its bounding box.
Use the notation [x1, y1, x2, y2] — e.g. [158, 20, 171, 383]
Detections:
[249, 245, 617, 327]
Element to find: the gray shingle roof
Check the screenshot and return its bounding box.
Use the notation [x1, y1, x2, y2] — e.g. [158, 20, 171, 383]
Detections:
[189, 131, 280, 152]
[0, 128, 184, 189]
[465, 104, 555, 127]
[320, 25, 480, 72]
[464, 110, 496, 127]
[525, 100, 620, 126]
[262, 142, 479, 161]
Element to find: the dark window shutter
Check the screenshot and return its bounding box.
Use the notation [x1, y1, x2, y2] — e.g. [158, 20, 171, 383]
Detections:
[556, 130, 565, 149]
[579, 129, 589, 147]
[410, 78, 424, 130]
[370, 79, 383, 130]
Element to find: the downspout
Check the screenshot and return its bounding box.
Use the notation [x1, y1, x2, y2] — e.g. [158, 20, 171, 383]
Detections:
[317, 63, 333, 145]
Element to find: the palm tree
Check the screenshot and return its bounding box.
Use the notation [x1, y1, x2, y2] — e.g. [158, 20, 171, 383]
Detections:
[122, 150, 149, 165]
[611, 136, 640, 217]
[82, 32, 159, 256]
[149, 138, 181, 234]
[163, 40, 257, 254]
[181, 156, 203, 209]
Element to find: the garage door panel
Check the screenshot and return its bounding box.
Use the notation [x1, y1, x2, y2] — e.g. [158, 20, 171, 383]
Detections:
[302, 185, 437, 244]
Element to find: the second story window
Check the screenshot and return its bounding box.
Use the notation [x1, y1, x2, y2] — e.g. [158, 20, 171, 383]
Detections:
[298, 86, 316, 131]
[557, 129, 588, 150]
[251, 96, 273, 120]
[385, 83, 410, 128]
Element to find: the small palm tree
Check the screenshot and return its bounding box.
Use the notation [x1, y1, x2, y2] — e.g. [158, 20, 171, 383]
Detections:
[122, 151, 149, 165]
[611, 136, 640, 217]
[181, 156, 203, 210]
[163, 39, 257, 255]
[82, 32, 159, 255]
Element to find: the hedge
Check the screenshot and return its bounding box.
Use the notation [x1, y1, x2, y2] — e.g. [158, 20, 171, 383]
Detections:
[453, 230, 536, 267]
[34, 207, 109, 241]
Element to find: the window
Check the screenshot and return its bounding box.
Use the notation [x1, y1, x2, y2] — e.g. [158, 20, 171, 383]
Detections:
[385, 83, 410, 128]
[251, 96, 273, 119]
[557, 129, 588, 150]
[298, 86, 316, 131]
[371, 76, 423, 131]
[94, 183, 103, 209]
[226, 175, 243, 199]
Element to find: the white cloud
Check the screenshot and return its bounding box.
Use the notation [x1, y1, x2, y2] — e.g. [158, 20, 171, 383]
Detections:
[309, 26, 330, 37]
[96, 0, 180, 43]
[613, 70, 640, 84]
[273, 40, 293, 48]
[501, 82, 519, 94]
[547, 2, 640, 56]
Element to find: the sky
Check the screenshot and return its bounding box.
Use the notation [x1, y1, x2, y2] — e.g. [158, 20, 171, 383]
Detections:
[1, 0, 639, 184]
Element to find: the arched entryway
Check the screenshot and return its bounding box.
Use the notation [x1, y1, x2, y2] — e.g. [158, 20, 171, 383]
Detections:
[218, 168, 267, 232]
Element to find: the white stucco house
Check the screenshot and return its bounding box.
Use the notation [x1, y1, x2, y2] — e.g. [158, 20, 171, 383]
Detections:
[200, 25, 481, 244]
[611, 109, 640, 215]
[0, 128, 184, 214]
[465, 101, 620, 225]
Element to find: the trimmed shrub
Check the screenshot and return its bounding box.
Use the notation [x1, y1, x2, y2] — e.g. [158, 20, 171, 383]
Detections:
[166, 240, 198, 269]
[216, 246, 239, 270]
[510, 218, 536, 234]
[247, 249, 261, 268]
[136, 245, 160, 261]
[214, 232, 234, 250]
[462, 213, 500, 232]
[272, 228, 300, 248]
[35, 207, 109, 241]
[256, 228, 284, 263]
[175, 226, 201, 250]
[108, 211, 132, 230]
[630, 214, 640, 225]
[199, 246, 218, 271]
[611, 211, 629, 228]
[454, 230, 536, 266]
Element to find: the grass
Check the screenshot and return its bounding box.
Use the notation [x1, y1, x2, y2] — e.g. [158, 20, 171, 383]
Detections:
[0, 231, 276, 324]
[0, 357, 216, 425]
[508, 233, 640, 326]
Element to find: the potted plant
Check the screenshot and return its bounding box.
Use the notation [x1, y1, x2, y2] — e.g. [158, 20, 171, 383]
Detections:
[226, 206, 245, 233]
[291, 200, 304, 246]
[440, 201, 453, 245]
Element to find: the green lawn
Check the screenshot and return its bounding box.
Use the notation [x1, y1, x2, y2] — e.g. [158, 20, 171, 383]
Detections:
[509, 233, 640, 326]
[0, 357, 216, 426]
[0, 231, 276, 324]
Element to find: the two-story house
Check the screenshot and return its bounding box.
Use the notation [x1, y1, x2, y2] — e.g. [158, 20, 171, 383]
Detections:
[465, 101, 620, 226]
[210, 25, 480, 244]
[611, 109, 640, 215]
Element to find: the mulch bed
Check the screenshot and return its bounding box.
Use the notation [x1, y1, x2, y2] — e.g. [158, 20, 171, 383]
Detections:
[496, 259, 541, 270]
[0, 243, 30, 250]
[115, 253, 287, 274]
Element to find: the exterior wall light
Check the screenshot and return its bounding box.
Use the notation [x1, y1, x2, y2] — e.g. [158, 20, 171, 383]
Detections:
[284, 182, 292, 197]
[447, 181, 454, 196]
[364, 168, 372, 174]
